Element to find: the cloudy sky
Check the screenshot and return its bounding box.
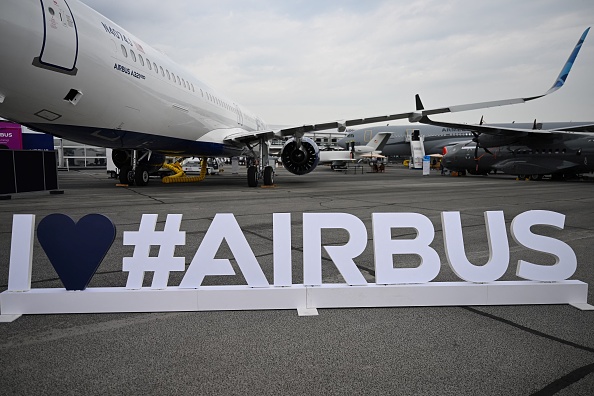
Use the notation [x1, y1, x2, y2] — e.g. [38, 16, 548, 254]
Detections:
[83, 0, 593, 126]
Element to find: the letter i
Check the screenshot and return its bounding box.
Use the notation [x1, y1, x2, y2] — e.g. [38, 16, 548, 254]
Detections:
[273, 213, 292, 286]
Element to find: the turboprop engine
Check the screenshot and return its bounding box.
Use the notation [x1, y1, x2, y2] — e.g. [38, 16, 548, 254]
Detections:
[280, 137, 320, 175]
[475, 133, 526, 148]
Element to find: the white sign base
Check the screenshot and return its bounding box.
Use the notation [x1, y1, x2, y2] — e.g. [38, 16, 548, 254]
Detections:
[1, 281, 590, 318]
[0, 314, 21, 323]
[569, 302, 594, 311]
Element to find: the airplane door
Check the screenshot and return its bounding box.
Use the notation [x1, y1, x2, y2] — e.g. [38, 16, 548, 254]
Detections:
[33, 0, 78, 75]
[236, 105, 244, 126]
[364, 130, 372, 142]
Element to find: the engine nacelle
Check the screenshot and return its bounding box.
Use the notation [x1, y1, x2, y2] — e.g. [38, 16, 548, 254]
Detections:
[477, 134, 524, 148]
[112, 149, 166, 173]
[280, 137, 320, 175]
[141, 152, 167, 173]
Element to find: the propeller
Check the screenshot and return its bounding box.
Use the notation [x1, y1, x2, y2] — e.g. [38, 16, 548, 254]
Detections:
[472, 116, 493, 171]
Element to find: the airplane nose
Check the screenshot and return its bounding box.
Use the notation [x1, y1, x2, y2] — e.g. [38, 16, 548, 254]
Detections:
[0, 1, 46, 89]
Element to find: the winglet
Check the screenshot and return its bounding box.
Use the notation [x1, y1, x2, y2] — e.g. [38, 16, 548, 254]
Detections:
[544, 27, 590, 96]
[445, 27, 590, 114]
[415, 94, 425, 111]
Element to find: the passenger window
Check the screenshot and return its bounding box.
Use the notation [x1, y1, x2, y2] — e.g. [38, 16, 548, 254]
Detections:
[171, 72, 176, 81]
[177, 76, 181, 85]
[120, 44, 128, 57]
[160, 66, 164, 76]
[146, 59, 152, 70]
[130, 49, 136, 62]
[153, 62, 158, 73]
[166, 70, 170, 79]
[139, 54, 145, 66]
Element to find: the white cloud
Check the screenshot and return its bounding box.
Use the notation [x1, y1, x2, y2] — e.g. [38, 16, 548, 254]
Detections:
[82, 0, 594, 125]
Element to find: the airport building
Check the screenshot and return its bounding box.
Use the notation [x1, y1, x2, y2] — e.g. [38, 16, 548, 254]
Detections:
[54, 138, 107, 168]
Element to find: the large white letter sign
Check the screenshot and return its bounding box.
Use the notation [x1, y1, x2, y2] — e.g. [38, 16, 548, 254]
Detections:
[123, 214, 186, 290]
[180, 214, 269, 288]
[273, 213, 292, 286]
[8, 214, 35, 292]
[511, 210, 577, 281]
[303, 213, 367, 286]
[1, 209, 591, 320]
[442, 211, 509, 283]
[372, 213, 440, 284]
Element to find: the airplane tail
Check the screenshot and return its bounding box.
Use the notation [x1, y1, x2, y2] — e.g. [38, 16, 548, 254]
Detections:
[367, 132, 391, 151]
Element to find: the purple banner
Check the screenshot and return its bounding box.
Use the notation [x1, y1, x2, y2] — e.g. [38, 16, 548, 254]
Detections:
[0, 122, 22, 150]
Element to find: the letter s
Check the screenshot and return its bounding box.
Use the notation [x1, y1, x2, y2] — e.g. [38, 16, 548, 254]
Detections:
[510, 210, 577, 281]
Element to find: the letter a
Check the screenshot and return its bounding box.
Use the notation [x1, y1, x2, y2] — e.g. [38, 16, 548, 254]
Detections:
[180, 213, 269, 288]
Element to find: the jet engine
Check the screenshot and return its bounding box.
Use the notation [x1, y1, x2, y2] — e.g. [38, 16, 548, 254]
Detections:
[111, 149, 166, 173]
[280, 137, 320, 175]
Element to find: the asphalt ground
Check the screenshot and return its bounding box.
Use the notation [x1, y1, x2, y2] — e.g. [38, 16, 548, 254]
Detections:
[1, 164, 593, 395]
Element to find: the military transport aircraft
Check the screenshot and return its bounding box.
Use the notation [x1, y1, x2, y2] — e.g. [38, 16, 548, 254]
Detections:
[0, 1, 589, 186]
[421, 117, 594, 180]
[339, 121, 594, 158]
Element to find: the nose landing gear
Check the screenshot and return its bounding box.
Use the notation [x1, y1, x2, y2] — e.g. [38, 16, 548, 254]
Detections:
[246, 136, 275, 187]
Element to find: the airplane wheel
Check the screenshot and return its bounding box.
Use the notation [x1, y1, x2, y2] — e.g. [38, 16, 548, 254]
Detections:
[119, 166, 134, 185]
[530, 174, 543, 181]
[247, 166, 258, 187]
[134, 167, 150, 186]
[263, 166, 274, 186]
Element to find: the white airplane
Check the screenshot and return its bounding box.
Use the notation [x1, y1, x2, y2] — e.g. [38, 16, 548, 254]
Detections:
[0, 1, 589, 187]
[319, 132, 391, 167]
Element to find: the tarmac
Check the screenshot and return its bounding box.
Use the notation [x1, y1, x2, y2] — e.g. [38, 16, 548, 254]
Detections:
[1, 164, 593, 395]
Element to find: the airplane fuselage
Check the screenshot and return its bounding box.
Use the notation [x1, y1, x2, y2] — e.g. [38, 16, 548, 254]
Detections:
[0, 0, 264, 156]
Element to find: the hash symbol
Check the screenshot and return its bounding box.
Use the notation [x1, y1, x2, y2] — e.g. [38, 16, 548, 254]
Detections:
[123, 214, 186, 289]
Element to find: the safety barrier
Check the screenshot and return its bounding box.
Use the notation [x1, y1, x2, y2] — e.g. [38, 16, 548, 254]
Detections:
[0, 150, 58, 195]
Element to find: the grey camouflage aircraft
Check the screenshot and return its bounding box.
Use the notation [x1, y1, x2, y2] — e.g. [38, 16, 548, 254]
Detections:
[424, 118, 594, 180]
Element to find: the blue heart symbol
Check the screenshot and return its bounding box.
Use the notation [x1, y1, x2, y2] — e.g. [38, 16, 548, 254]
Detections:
[37, 214, 116, 290]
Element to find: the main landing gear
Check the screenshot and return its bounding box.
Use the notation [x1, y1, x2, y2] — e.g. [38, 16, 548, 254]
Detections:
[112, 149, 164, 186]
[246, 136, 275, 188]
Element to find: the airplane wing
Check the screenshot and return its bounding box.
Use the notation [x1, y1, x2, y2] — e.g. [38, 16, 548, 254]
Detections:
[276, 27, 590, 138]
[223, 129, 277, 146]
[417, 116, 594, 138]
